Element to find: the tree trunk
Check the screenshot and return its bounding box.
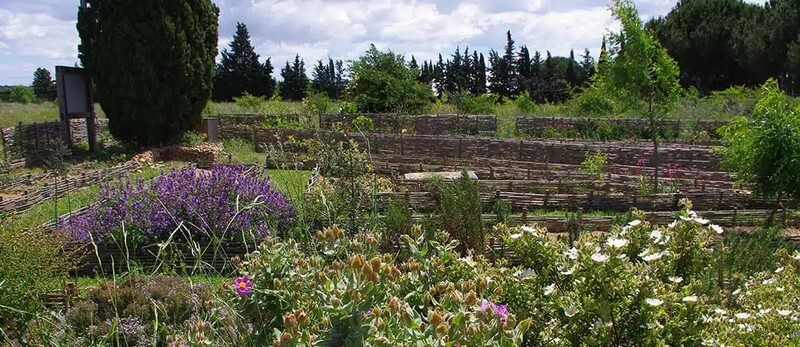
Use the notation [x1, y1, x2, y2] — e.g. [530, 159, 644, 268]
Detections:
[765, 191, 784, 227]
[649, 96, 659, 192]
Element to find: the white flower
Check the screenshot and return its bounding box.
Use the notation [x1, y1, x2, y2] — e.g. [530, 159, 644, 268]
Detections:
[521, 225, 537, 234]
[628, 219, 642, 227]
[544, 283, 556, 296]
[565, 247, 579, 260]
[606, 237, 629, 249]
[459, 256, 476, 267]
[650, 229, 663, 240]
[591, 252, 610, 263]
[646, 321, 664, 329]
[732, 288, 741, 295]
[560, 265, 576, 275]
[714, 308, 727, 315]
[792, 252, 800, 260]
[735, 313, 751, 320]
[564, 305, 579, 317]
[778, 310, 792, 316]
[680, 215, 693, 221]
[682, 295, 698, 302]
[668, 221, 679, 228]
[643, 251, 664, 262]
[775, 267, 785, 273]
[709, 224, 724, 234]
[669, 276, 684, 284]
[762, 278, 777, 286]
[694, 217, 710, 225]
[777, 287, 785, 292]
[645, 298, 664, 307]
[510, 233, 524, 239]
[518, 268, 537, 279]
[759, 308, 772, 316]
[616, 254, 628, 259]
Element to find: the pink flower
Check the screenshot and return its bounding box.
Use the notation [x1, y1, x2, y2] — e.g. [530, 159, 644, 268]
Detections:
[480, 301, 508, 323]
[233, 275, 254, 296]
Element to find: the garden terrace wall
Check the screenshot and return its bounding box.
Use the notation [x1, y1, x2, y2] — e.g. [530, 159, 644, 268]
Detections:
[319, 113, 497, 135]
[515, 116, 728, 138]
[0, 119, 109, 163]
[251, 129, 723, 171]
[375, 161, 736, 192]
[0, 160, 140, 214]
[374, 190, 778, 213]
[373, 154, 732, 182]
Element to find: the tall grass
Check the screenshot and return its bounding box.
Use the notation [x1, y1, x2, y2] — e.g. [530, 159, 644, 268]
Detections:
[0, 102, 106, 128]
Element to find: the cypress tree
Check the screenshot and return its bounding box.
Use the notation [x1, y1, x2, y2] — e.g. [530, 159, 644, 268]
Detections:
[213, 22, 275, 101]
[580, 48, 596, 86]
[565, 49, 578, 87]
[280, 55, 309, 101]
[517, 46, 532, 94]
[503, 31, 517, 97]
[334, 60, 347, 99]
[311, 58, 337, 98]
[477, 53, 487, 95]
[530, 51, 545, 102]
[77, 0, 219, 147]
[31, 67, 56, 101]
[434, 54, 446, 98]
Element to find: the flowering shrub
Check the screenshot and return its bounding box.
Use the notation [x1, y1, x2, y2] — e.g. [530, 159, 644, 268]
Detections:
[63, 164, 294, 244]
[497, 199, 800, 345]
[234, 225, 532, 346]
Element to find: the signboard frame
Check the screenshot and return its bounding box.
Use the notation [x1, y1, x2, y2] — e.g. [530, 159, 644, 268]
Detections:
[56, 66, 97, 152]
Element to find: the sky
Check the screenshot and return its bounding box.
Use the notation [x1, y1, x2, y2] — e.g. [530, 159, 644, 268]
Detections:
[0, 0, 763, 85]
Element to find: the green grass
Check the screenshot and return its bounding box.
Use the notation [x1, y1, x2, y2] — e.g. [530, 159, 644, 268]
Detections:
[0, 102, 107, 128]
[0, 162, 184, 230]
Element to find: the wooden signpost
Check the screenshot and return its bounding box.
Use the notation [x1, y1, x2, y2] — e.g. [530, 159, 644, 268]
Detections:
[56, 66, 97, 152]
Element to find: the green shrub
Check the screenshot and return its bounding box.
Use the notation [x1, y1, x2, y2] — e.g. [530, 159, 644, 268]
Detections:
[457, 93, 499, 114]
[0, 226, 75, 338]
[382, 199, 412, 244]
[514, 91, 537, 114]
[578, 150, 609, 182]
[0, 86, 36, 104]
[233, 92, 267, 112]
[439, 170, 484, 253]
[351, 115, 375, 132]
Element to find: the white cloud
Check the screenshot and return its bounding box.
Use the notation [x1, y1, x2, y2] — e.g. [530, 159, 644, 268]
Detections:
[0, 1, 721, 85]
[0, 9, 78, 61]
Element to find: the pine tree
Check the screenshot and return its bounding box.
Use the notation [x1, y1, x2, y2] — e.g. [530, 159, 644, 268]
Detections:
[31, 67, 56, 101]
[77, 0, 218, 147]
[280, 55, 309, 101]
[213, 23, 275, 101]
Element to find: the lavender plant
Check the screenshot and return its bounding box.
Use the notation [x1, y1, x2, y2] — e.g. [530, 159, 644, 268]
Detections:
[62, 164, 294, 245]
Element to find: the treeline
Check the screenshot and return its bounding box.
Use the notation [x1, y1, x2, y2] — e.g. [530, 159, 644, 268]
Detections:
[649, 0, 799, 94]
[209, 23, 594, 104]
